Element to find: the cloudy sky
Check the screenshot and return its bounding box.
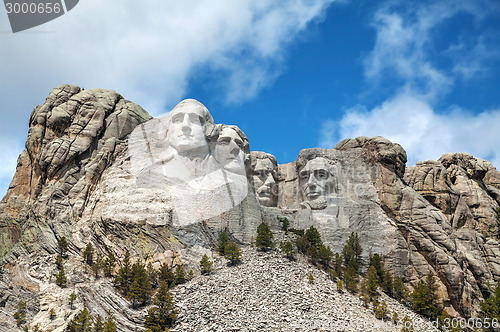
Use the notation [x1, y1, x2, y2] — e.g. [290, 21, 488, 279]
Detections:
[1, 0, 500, 198]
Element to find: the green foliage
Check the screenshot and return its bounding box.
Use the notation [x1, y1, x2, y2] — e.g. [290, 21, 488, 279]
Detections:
[255, 222, 274, 251]
[369, 253, 383, 281]
[13, 300, 27, 327]
[373, 300, 389, 320]
[336, 280, 344, 293]
[393, 277, 410, 302]
[188, 269, 194, 280]
[367, 265, 380, 299]
[280, 241, 295, 259]
[224, 242, 242, 266]
[276, 216, 290, 233]
[343, 265, 359, 293]
[144, 281, 178, 332]
[381, 270, 393, 296]
[58, 236, 69, 257]
[305, 226, 322, 249]
[103, 251, 116, 277]
[308, 273, 314, 284]
[114, 250, 132, 294]
[56, 254, 63, 270]
[199, 254, 213, 275]
[332, 253, 343, 279]
[410, 272, 442, 319]
[295, 235, 309, 254]
[49, 308, 56, 320]
[93, 257, 103, 279]
[158, 263, 175, 287]
[66, 307, 93, 332]
[479, 282, 500, 332]
[83, 242, 94, 266]
[174, 265, 186, 285]
[288, 228, 304, 236]
[218, 231, 230, 256]
[127, 262, 152, 308]
[317, 245, 333, 265]
[104, 314, 117, 332]
[147, 262, 158, 289]
[56, 266, 67, 287]
[400, 315, 414, 332]
[69, 291, 77, 310]
[93, 314, 104, 331]
[342, 232, 362, 273]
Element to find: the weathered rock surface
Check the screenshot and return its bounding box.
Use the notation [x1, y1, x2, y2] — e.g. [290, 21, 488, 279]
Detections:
[1, 86, 500, 330]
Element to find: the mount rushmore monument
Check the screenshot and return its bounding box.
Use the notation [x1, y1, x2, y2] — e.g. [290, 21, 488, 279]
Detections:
[1, 85, 500, 329]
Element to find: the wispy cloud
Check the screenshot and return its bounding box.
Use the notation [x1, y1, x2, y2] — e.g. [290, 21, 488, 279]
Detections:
[319, 0, 500, 169]
[320, 92, 500, 167]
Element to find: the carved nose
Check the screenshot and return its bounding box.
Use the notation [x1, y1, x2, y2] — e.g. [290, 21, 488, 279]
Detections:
[264, 173, 275, 185]
[181, 117, 191, 132]
[229, 141, 240, 156]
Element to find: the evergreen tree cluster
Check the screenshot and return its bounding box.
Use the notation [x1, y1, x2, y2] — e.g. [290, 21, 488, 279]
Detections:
[479, 282, 500, 332]
[255, 222, 274, 251]
[294, 226, 333, 266]
[111, 250, 189, 308]
[66, 308, 117, 332]
[217, 230, 242, 265]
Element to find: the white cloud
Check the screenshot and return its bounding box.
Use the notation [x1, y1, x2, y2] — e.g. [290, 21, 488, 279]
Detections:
[320, 92, 500, 168]
[363, 0, 491, 99]
[0, 0, 334, 199]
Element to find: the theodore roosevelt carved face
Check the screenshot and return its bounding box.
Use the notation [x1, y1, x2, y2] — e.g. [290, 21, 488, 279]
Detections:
[250, 151, 278, 207]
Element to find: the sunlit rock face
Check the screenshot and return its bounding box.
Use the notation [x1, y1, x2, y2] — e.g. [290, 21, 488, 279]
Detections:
[2, 87, 500, 330]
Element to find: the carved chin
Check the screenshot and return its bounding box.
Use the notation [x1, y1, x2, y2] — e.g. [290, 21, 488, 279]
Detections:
[257, 195, 276, 207]
[304, 196, 327, 210]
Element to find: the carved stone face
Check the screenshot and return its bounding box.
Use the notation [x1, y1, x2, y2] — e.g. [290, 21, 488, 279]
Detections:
[299, 157, 333, 209]
[253, 158, 278, 207]
[166, 103, 208, 158]
[214, 127, 245, 173]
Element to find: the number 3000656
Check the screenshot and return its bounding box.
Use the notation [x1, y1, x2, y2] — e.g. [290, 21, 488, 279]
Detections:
[5, 2, 62, 14]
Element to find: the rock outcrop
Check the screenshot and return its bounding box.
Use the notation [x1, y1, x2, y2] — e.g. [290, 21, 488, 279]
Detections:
[1, 85, 500, 330]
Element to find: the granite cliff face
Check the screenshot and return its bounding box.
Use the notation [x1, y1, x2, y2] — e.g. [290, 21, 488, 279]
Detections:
[1, 85, 500, 330]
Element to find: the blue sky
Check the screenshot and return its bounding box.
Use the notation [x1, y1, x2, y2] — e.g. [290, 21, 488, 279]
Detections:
[1, 0, 500, 198]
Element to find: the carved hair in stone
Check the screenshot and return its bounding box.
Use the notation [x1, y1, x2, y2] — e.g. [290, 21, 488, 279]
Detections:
[214, 124, 250, 175]
[250, 151, 278, 207]
[297, 156, 337, 210]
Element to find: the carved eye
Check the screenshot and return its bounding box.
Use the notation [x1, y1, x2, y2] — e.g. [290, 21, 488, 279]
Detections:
[188, 114, 204, 125]
[172, 114, 183, 124]
[315, 169, 328, 180]
[299, 170, 310, 179]
[218, 137, 230, 145]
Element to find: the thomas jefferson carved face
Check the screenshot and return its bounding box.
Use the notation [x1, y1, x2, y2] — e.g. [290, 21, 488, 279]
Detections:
[251, 153, 278, 207]
[299, 157, 334, 209]
[214, 127, 246, 173]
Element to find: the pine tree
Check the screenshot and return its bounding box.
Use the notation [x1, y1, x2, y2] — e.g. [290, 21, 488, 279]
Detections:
[280, 241, 295, 259]
[66, 307, 93, 332]
[305, 226, 322, 249]
[367, 265, 380, 299]
[56, 266, 67, 287]
[158, 263, 175, 286]
[114, 250, 132, 294]
[49, 308, 56, 320]
[83, 242, 94, 266]
[479, 282, 500, 332]
[69, 291, 77, 310]
[13, 300, 27, 327]
[373, 300, 389, 320]
[93, 314, 104, 331]
[104, 314, 117, 332]
[174, 265, 186, 285]
[93, 257, 103, 279]
[277, 216, 290, 233]
[224, 242, 241, 266]
[393, 277, 409, 302]
[295, 235, 310, 254]
[342, 232, 362, 273]
[144, 281, 178, 332]
[333, 252, 343, 279]
[147, 262, 158, 289]
[127, 262, 152, 307]
[317, 245, 333, 265]
[343, 264, 358, 293]
[218, 231, 230, 255]
[410, 272, 441, 319]
[58, 236, 69, 258]
[103, 251, 116, 277]
[255, 222, 274, 251]
[308, 273, 314, 284]
[55, 254, 63, 270]
[199, 254, 213, 275]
